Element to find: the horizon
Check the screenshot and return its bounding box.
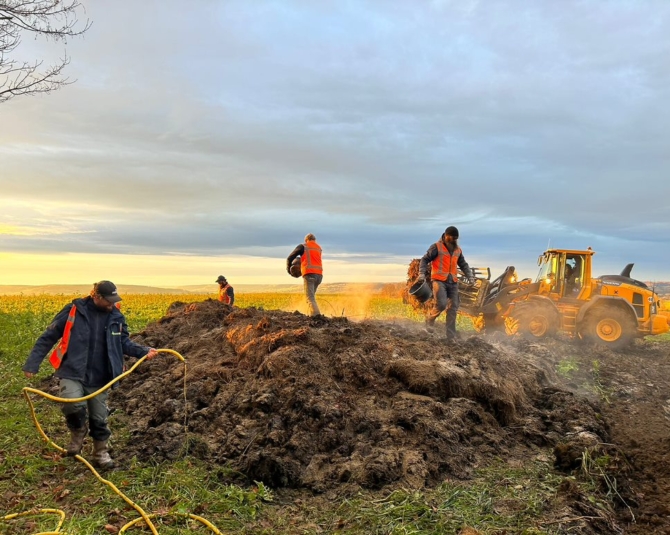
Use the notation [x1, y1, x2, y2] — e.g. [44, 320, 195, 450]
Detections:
[2, 273, 669, 291]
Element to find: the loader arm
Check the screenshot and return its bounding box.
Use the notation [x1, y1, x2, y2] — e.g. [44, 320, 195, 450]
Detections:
[458, 263, 539, 319]
[482, 281, 540, 316]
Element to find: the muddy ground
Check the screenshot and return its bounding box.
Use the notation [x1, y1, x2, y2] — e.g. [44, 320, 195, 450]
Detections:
[110, 299, 670, 534]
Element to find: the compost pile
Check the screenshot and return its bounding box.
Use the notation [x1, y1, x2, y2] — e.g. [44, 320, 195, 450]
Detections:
[112, 299, 606, 493]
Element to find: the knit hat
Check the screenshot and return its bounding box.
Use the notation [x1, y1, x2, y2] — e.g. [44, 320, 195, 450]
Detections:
[444, 226, 459, 238]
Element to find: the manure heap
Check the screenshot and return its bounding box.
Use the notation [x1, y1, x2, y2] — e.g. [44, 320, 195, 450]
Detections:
[113, 300, 605, 492]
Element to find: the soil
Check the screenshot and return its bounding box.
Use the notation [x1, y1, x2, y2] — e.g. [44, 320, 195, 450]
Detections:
[110, 299, 670, 534]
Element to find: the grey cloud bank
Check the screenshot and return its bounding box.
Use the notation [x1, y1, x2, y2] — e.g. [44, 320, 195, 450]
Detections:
[1, 0, 669, 281]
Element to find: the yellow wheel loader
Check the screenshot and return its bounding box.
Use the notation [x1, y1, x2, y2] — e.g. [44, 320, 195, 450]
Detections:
[457, 248, 670, 348]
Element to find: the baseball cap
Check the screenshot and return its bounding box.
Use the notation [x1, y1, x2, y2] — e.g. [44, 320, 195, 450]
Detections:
[216, 275, 227, 283]
[96, 280, 122, 303]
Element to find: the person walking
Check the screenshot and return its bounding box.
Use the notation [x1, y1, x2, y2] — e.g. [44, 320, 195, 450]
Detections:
[22, 281, 158, 469]
[417, 226, 475, 341]
[286, 233, 323, 316]
[216, 275, 235, 306]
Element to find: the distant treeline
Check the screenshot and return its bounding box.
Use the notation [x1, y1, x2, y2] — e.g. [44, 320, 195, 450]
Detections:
[650, 281, 670, 298]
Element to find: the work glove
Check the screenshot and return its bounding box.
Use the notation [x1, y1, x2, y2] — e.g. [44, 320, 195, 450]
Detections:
[416, 274, 426, 284]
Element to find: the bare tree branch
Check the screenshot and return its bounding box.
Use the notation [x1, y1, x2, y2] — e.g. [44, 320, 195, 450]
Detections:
[0, 0, 90, 103]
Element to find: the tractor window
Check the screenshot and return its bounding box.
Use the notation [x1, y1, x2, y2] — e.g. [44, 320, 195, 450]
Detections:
[563, 255, 584, 297]
[536, 256, 557, 284]
[632, 292, 644, 318]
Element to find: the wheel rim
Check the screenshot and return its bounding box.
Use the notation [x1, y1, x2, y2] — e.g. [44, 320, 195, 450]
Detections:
[528, 315, 549, 337]
[596, 318, 622, 342]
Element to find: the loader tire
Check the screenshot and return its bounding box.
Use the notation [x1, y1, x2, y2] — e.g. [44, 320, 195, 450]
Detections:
[581, 307, 635, 349]
[474, 313, 504, 333]
[506, 304, 558, 339]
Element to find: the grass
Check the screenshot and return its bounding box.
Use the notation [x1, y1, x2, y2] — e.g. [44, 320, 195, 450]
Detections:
[255, 460, 609, 534]
[554, 357, 613, 403]
[590, 360, 612, 404]
[555, 357, 580, 379]
[581, 449, 634, 523]
[648, 331, 670, 342]
[0, 294, 617, 534]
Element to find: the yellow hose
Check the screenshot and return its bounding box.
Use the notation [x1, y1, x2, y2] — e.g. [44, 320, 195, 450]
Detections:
[5, 348, 224, 534]
[120, 512, 223, 533]
[2, 508, 65, 535]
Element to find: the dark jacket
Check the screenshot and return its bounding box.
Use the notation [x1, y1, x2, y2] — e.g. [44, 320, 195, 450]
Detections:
[23, 296, 150, 388]
[419, 238, 473, 282]
[286, 244, 305, 272]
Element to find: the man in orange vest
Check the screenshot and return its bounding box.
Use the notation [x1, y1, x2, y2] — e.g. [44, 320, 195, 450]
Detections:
[216, 275, 235, 305]
[286, 233, 323, 316]
[418, 226, 475, 341]
[22, 281, 158, 469]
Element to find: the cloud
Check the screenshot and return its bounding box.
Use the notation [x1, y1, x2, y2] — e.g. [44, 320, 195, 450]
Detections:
[1, 0, 669, 281]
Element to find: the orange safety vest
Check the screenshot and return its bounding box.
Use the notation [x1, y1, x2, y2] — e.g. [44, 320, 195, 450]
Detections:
[49, 305, 77, 369]
[218, 284, 232, 305]
[301, 241, 323, 276]
[430, 241, 462, 282]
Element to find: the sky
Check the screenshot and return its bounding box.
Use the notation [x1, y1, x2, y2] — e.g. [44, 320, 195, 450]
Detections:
[1, 0, 669, 286]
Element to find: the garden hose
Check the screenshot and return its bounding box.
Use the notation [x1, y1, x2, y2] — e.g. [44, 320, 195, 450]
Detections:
[4, 348, 224, 534]
[1, 508, 65, 535]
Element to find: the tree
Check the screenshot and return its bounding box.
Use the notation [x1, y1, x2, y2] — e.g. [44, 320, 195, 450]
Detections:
[0, 0, 90, 103]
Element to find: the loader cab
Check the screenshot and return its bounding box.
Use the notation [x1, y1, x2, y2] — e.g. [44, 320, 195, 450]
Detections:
[536, 253, 558, 295]
[536, 249, 594, 299]
[563, 255, 585, 297]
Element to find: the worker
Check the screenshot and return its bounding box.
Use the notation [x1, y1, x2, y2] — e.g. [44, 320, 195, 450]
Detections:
[216, 275, 235, 306]
[564, 261, 581, 296]
[22, 281, 158, 469]
[286, 233, 323, 316]
[417, 226, 475, 341]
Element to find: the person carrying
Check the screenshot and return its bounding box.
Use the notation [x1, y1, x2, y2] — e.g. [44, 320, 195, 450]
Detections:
[418, 226, 475, 341]
[286, 233, 323, 316]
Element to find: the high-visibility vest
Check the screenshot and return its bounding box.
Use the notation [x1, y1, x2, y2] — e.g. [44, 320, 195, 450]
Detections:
[430, 242, 462, 282]
[218, 284, 232, 305]
[301, 241, 323, 276]
[49, 305, 77, 369]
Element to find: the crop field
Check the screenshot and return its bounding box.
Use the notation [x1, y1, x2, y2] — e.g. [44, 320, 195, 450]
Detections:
[0, 292, 423, 328]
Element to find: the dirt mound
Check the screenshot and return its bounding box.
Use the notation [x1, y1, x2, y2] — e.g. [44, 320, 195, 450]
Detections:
[551, 338, 670, 533]
[112, 300, 606, 493]
[474, 334, 670, 533]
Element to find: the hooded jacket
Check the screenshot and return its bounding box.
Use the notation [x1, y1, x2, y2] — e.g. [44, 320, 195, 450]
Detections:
[23, 296, 150, 388]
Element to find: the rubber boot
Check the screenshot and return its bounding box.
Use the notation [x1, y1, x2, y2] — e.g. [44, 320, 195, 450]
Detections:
[93, 440, 115, 469]
[66, 427, 88, 456]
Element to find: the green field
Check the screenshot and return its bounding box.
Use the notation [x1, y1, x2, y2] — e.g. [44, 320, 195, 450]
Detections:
[0, 294, 609, 534]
